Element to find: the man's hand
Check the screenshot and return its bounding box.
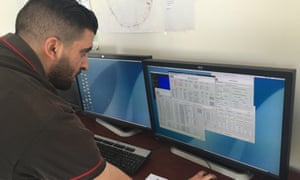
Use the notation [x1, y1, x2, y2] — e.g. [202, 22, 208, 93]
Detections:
[189, 170, 217, 180]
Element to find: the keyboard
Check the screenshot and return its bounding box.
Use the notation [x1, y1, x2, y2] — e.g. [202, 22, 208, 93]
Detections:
[94, 134, 151, 175]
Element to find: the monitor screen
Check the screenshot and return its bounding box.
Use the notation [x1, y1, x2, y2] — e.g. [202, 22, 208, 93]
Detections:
[76, 53, 152, 130]
[143, 59, 295, 179]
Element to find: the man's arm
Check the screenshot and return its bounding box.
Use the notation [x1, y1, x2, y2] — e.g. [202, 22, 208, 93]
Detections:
[94, 162, 132, 180]
[95, 165, 216, 180]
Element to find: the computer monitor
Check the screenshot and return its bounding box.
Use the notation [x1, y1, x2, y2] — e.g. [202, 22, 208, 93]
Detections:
[142, 59, 296, 180]
[76, 53, 152, 136]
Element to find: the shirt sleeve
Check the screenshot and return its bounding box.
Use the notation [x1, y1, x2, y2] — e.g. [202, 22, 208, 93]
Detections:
[70, 157, 106, 180]
[13, 111, 106, 180]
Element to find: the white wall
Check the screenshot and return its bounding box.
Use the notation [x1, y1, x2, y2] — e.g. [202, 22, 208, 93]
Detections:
[1, 0, 300, 170]
[0, 2, 19, 34]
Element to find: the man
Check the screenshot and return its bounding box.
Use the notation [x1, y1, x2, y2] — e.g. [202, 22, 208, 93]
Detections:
[0, 0, 216, 179]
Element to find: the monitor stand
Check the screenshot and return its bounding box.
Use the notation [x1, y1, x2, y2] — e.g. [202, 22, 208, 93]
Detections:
[170, 147, 253, 180]
[96, 118, 141, 137]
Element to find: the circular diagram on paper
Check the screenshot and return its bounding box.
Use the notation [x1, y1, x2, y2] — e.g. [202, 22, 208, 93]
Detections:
[106, 0, 153, 28]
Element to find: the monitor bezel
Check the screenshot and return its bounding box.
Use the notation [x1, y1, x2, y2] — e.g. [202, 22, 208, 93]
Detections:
[142, 59, 296, 179]
[76, 53, 153, 131]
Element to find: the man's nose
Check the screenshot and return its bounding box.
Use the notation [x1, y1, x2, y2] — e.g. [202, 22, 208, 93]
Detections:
[81, 57, 89, 70]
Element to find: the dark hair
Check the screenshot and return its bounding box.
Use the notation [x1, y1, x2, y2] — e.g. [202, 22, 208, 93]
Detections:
[15, 0, 98, 43]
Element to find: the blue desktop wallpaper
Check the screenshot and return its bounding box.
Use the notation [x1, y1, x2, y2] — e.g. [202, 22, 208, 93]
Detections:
[77, 58, 151, 128]
[146, 66, 285, 175]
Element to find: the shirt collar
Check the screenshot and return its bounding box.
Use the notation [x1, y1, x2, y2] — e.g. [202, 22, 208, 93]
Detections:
[1, 33, 46, 77]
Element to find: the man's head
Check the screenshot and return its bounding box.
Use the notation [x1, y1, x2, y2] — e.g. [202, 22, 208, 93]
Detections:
[15, 0, 98, 90]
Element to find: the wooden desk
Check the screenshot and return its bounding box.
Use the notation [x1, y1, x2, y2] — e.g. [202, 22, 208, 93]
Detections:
[80, 115, 300, 180]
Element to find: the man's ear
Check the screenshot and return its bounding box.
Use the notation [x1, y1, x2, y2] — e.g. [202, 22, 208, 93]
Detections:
[44, 36, 63, 61]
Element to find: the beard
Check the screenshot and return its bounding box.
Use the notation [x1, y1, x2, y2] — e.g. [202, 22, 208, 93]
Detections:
[48, 55, 78, 90]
